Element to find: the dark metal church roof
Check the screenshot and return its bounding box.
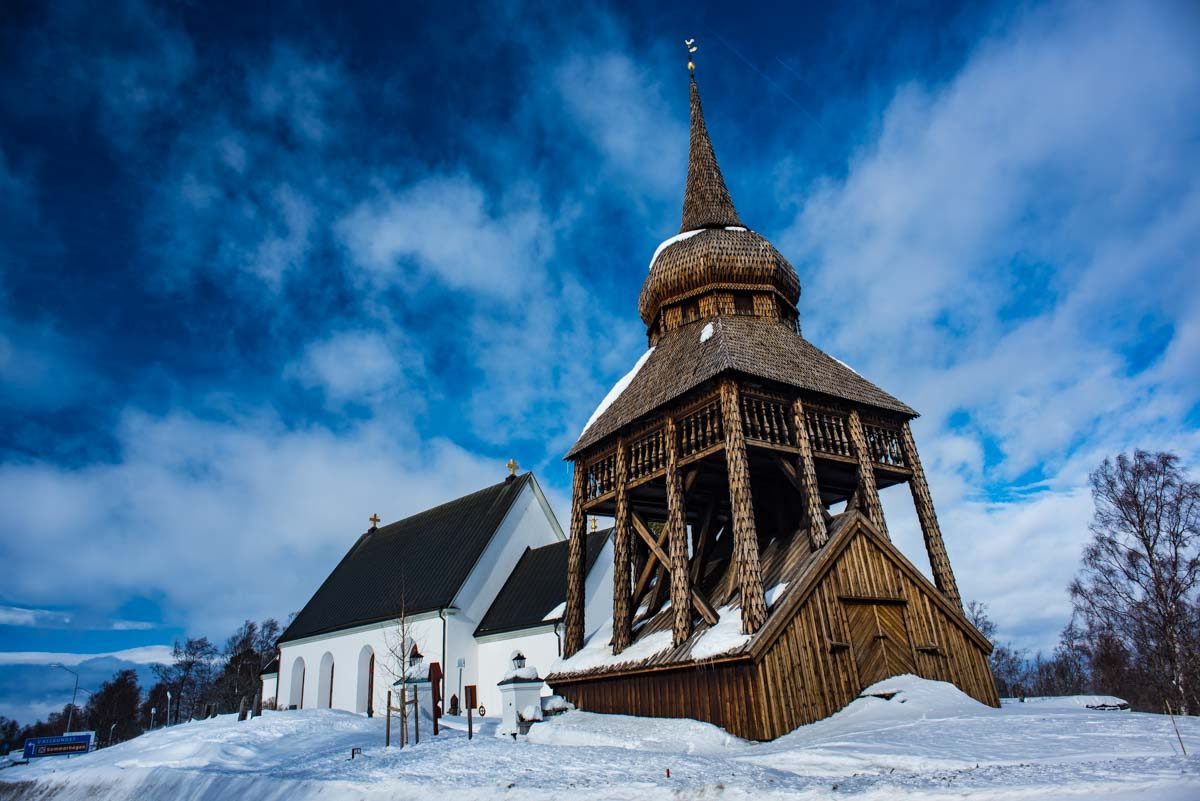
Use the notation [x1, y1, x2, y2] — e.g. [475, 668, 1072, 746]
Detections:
[475, 528, 611, 637]
[279, 473, 536, 644]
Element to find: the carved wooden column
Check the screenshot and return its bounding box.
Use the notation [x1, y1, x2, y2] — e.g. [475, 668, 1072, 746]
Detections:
[664, 417, 691, 646]
[792, 398, 828, 549]
[720, 380, 768, 633]
[900, 422, 963, 608]
[564, 459, 587, 658]
[847, 409, 889, 538]
[611, 438, 633, 653]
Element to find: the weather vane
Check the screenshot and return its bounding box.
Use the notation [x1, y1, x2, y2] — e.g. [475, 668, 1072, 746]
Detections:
[685, 38, 698, 73]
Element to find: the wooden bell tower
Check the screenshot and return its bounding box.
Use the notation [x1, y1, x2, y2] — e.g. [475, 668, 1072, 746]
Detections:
[552, 64, 994, 738]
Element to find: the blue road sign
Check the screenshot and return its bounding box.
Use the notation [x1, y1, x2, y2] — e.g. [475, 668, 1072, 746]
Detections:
[23, 732, 94, 759]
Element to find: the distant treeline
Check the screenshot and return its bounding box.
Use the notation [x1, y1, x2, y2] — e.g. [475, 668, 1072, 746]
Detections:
[1, 618, 281, 755]
[970, 450, 1199, 714]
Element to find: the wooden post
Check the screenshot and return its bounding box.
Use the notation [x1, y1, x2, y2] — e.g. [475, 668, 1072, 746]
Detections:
[665, 417, 691, 646]
[400, 686, 407, 748]
[465, 685, 476, 740]
[720, 379, 768, 633]
[612, 438, 633, 653]
[564, 460, 588, 657]
[899, 422, 962, 608]
[385, 690, 391, 747]
[412, 686, 419, 745]
[847, 409, 889, 537]
[792, 398, 828, 549]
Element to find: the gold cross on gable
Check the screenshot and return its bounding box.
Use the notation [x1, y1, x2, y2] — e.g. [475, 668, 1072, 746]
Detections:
[369, 513, 381, 528]
[506, 458, 519, 476]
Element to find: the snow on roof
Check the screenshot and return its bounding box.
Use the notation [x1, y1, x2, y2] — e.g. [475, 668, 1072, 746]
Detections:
[550, 619, 673, 674]
[647, 229, 703, 272]
[542, 601, 566, 622]
[689, 605, 749, 661]
[579, 347, 655, 437]
[699, 322, 714, 342]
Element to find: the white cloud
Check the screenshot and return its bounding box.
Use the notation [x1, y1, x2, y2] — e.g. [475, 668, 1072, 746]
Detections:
[553, 51, 687, 200]
[286, 329, 425, 408]
[338, 174, 552, 299]
[0, 606, 71, 628]
[779, 2, 1200, 650]
[0, 645, 174, 667]
[0, 408, 509, 637]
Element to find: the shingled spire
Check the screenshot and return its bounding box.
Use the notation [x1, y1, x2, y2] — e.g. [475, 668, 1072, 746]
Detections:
[680, 75, 744, 232]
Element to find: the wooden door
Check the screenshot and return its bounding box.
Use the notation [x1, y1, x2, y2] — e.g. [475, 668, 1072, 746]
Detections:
[844, 601, 916, 688]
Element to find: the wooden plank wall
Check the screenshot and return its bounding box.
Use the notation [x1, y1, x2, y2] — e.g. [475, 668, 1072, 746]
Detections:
[553, 528, 998, 741]
[755, 531, 998, 737]
[552, 662, 766, 740]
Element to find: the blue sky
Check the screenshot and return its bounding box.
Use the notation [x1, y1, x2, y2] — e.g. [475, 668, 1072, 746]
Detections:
[1, 0, 1197, 723]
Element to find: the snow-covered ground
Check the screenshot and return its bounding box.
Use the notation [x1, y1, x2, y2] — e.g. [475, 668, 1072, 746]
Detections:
[2, 676, 1197, 800]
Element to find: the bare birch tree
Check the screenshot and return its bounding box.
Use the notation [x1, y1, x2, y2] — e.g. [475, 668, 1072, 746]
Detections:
[380, 593, 421, 744]
[1070, 451, 1200, 714]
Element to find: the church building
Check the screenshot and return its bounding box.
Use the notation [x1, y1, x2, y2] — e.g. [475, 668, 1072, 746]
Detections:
[273, 469, 613, 720]
[546, 65, 998, 740]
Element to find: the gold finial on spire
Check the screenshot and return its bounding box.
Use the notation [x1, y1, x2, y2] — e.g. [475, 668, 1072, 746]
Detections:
[685, 38, 698, 73]
[590, 516, 598, 533]
[506, 458, 519, 477]
[369, 513, 381, 528]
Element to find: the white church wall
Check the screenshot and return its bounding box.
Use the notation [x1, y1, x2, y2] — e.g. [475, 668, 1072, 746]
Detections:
[274, 475, 572, 720]
[277, 613, 447, 715]
[582, 535, 616, 640]
[260, 673, 278, 708]
[448, 481, 562, 700]
[475, 626, 560, 715]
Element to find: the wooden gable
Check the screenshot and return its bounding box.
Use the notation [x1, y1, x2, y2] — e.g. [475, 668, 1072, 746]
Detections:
[748, 513, 998, 734]
[551, 512, 998, 741]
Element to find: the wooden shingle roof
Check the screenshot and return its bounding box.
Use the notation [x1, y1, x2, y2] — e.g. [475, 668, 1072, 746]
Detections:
[680, 76, 742, 232]
[279, 474, 535, 644]
[568, 316, 916, 458]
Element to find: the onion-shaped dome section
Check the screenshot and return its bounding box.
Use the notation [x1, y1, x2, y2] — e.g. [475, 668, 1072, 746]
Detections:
[639, 227, 800, 326]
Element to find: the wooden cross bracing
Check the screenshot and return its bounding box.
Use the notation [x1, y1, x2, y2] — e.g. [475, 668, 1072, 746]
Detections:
[567, 381, 968, 660]
[630, 511, 719, 627]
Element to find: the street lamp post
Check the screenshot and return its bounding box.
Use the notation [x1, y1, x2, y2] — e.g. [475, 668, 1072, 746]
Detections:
[108, 722, 118, 747]
[166, 690, 172, 727]
[48, 663, 79, 734]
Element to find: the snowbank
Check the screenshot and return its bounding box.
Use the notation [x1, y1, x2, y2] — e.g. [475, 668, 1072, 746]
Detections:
[1003, 694, 1130, 710]
[526, 710, 742, 755]
[2, 677, 1196, 801]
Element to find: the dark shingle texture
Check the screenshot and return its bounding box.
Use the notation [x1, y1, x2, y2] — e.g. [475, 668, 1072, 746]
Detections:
[475, 528, 611, 636]
[680, 76, 743, 232]
[568, 317, 916, 458]
[279, 474, 533, 644]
